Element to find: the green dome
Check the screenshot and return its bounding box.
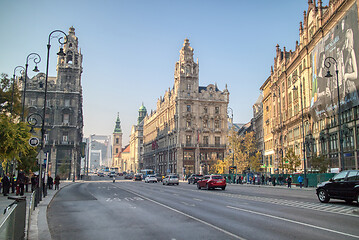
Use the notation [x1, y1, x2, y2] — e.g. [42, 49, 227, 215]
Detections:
[139, 104, 147, 112]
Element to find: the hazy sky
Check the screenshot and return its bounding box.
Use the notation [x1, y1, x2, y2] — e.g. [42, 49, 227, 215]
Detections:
[0, 0, 329, 144]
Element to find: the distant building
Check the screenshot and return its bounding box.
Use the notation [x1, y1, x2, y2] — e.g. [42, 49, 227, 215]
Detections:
[129, 104, 147, 172]
[86, 134, 111, 172]
[251, 93, 264, 169]
[142, 39, 229, 177]
[21, 27, 83, 179]
[112, 113, 123, 167]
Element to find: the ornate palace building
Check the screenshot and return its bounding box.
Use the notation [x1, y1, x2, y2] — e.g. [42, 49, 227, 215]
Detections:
[263, 0, 359, 173]
[21, 27, 84, 179]
[142, 39, 229, 177]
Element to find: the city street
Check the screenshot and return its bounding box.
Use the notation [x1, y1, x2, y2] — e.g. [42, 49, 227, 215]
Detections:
[47, 175, 359, 240]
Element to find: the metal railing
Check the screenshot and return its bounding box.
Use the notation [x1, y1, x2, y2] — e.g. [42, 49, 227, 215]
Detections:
[0, 196, 26, 240]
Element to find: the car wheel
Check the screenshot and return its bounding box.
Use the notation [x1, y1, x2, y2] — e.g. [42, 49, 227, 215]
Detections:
[356, 193, 359, 206]
[188, 181, 190, 184]
[176, 183, 179, 185]
[222, 186, 226, 190]
[206, 184, 210, 190]
[317, 189, 330, 203]
[197, 183, 201, 189]
[163, 182, 165, 185]
[345, 199, 353, 204]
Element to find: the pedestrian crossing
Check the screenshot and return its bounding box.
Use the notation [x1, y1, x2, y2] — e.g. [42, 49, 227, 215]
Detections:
[208, 191, 359, 217]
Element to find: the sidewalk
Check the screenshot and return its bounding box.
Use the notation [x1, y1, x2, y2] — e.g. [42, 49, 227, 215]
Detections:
[229, 182, 315, 191]
[27, 180, 74, 240]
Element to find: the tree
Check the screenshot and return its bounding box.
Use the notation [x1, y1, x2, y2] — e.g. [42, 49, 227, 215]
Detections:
[0, 73, 38, 173]
[283, 148, 301, 173]
[310, 155, 329, 173]
[221, 128, 261, 174]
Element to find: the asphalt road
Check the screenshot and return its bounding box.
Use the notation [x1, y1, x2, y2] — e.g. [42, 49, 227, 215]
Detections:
[47, 176, 359, 240]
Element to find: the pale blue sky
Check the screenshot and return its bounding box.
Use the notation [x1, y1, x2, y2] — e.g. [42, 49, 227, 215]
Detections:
[0, 0, 329, 144]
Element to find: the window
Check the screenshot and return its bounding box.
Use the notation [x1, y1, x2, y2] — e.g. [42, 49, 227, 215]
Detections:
[65, 99, 70, 107]
[203, 136, 209, 145]
[347, 171, 359, 181]
[215, 137, 220, 146]
[186, 135, 191, 144]
[115, 148, 118, 154]
[215, 107, 220, 114]
[187, 84, 191, 90]
[116, 138, 119, 144]
[187, 105, 191, 112]
[204, 107, 207, 114]
[63, 114, 69, 124]
[203, 119, 208, 128]
[62, 133, 68, 142]
[333, 171, 347, 182]
[214, 120, 220, 129]
[186, 119, 191, 128]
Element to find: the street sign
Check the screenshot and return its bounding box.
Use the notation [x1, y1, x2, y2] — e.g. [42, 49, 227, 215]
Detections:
[29, 137, 39, 147]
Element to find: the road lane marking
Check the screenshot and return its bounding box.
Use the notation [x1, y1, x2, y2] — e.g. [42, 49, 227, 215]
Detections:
[227, 206, 359, 239]
[193, 198, 203, 201]
[116, 185, 246, 240]
[181, 202, 195, 207]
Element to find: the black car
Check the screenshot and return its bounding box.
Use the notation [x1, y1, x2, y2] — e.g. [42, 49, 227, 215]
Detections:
[316, 170, 359, 204]
[188, 174, 203, 184]
[133, 174, 142, 181]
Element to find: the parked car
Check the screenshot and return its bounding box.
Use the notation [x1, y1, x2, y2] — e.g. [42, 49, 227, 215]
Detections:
[133, 174, 142, 181]
[97, 172, 105, 177]
[163, 175, 179, 185]
[145, 175, 158, 183]
[187, 174, 203, 184]
[197, 175, 226, 190]
[316, 170, 359, 204]
[124, 174, 134, 179]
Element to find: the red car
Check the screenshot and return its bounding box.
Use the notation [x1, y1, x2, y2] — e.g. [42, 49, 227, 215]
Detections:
[197, 175, 226, 190]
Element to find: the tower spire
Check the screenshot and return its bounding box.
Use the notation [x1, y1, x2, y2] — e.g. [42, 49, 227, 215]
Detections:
[114, 113, 122, 133]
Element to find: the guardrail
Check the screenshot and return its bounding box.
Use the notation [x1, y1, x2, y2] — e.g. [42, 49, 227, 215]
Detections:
[0, 196, 26, 240]
[26, 191, 36, 239]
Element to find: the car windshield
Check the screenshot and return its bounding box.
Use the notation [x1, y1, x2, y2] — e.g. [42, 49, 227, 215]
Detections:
[333, 171, 348, 181]
[211, 176, 223, 179]
[170, 176, 178, 179]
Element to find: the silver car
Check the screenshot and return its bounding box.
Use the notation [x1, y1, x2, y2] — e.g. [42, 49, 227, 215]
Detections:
[162, 175, 179, 185]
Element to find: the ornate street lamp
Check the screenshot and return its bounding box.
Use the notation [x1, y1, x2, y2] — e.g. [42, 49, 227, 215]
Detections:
[227, 106, 236, 183]
[21, 53, 41, 121]
[324, 57, 344, 170]
[38, 30, 67, 200]
[12, 66, 25, 115]
[292, 76, 308, 187]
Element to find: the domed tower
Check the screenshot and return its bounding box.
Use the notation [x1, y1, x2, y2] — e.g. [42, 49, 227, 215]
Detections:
[138, 103, 147, 124]
[112, 113, 123, 164]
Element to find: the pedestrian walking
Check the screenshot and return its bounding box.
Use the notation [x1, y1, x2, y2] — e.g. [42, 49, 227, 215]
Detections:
[261, 175, 265, 185]
[1, 173, 10, 196]
[297, 175, 303, 188]
[228, 175, 231, 184]
[10, 174, 15, 193]
[272, 176, 276, 186]
[31, 174, 38, 192]
[17, 170, 25, 196]
[54, 175, 60, 190]
[287, 175, 292, 188]
[48, 175, 54, 189]
[25, 175, 29, 192]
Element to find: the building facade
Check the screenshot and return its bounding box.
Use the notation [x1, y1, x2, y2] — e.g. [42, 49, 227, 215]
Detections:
[22, 27, 83, 179]
[112, 113, 123, 167]
[264, 0, 359, 173]
[142, 39, 229, 177]
[129, 104, 147, 172]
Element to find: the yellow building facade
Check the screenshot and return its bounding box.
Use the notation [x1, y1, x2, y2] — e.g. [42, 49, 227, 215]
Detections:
[266, 0, 359, 172]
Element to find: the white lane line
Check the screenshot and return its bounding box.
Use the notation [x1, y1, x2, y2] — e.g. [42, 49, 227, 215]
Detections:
[227, 206, 359, 239]
[118, 186, 246, 240]
[193, 198, 203, 201]
[181, 202, 195, 207]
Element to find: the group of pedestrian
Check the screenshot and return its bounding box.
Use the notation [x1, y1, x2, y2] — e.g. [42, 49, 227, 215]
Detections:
[1, 171, 61, 196]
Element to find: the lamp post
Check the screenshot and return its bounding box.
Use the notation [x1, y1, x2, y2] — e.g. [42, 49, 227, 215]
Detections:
[38, 30, 67, 200]
[21, 53, 41, 121]
[12, 66, 25, 115]
[292, 76, 308, 187]
[324, 57, 344, 171]
[227, 107, 236, 183]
